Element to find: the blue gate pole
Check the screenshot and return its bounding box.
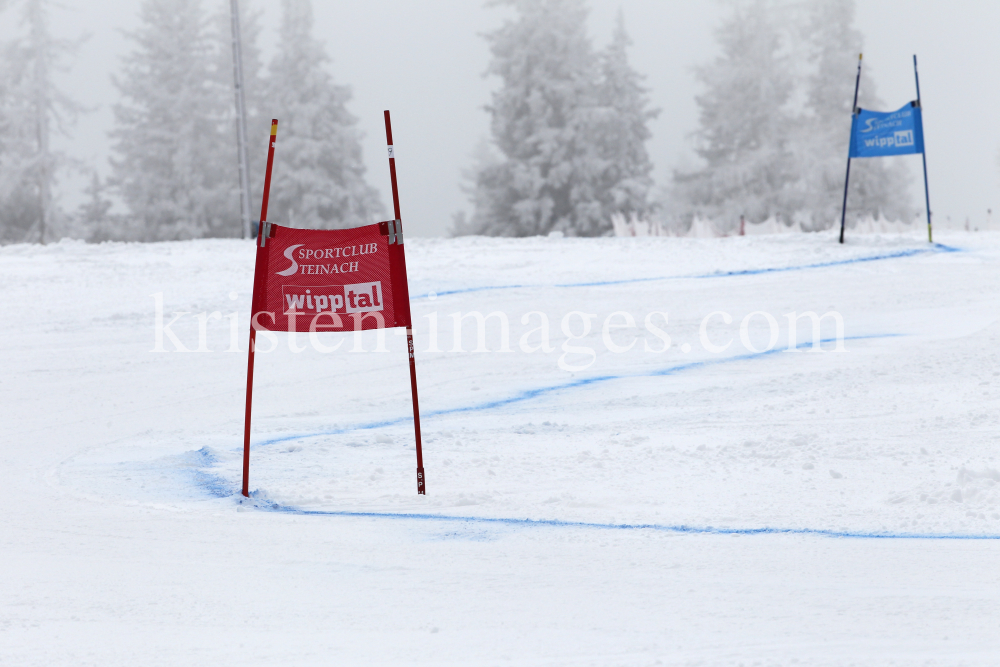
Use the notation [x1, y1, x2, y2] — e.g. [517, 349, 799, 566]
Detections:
[913, 55, 932, 243]
[839, 54, 863, 244]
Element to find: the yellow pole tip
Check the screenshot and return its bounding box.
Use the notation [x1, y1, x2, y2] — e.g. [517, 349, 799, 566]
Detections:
[859, 53, 863, 60]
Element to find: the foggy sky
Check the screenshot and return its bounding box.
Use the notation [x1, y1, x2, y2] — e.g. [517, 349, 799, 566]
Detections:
[33, 0, 1000, 236]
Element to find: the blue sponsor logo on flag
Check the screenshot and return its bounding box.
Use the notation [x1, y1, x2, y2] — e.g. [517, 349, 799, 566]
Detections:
[850, 102, 924, 158]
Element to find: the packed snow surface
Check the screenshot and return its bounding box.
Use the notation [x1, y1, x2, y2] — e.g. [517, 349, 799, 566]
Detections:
[3, 230, 1000, 664]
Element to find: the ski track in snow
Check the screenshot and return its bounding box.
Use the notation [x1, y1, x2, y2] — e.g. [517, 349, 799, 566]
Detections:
[241, 503, 1000, 541]
[245, 334, 901, 449]
[52, 234, 992, 540]
[195, 451, 1000, 541]
[415, 242, 960, 298]
[193, 331, 1000, 540]
[26, 234, 997, 543]
[183, 236, 968, 540]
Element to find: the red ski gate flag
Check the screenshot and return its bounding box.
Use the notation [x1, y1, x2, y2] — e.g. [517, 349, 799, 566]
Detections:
[243, 112, 423, 500]
[251, 220, 411, 334]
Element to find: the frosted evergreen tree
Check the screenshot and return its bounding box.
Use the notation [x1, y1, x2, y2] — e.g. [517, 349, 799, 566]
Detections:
[109, 0, 233, 241]
[673, 0, 913, 231]
[0, 0, 80, 244]
[458, 1, 657, 237]
[593, 10, 658, 221]
[450, 138, 501, 236]
[0, 31, 33, 243]
[465, 0, 607, 237]
[78, 172, 115, 242]
[674, 0, 796, 231]
[264, 0, 382, 230]
[800, 0, 911, 227]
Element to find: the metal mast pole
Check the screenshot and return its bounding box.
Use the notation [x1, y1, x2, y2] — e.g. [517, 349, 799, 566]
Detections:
[230, 0, 252, 239]
[29, 0, 50, 245]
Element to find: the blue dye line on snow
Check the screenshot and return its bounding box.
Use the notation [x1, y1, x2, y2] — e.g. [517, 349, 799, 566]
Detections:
[248, 333, 900, 449]
[195, 244, 973, 537]
[416, 243, 959, 299]
[239, 501, 1000, 541]
[187, 329, 1000, 541]
[190, 448, 1000, 541]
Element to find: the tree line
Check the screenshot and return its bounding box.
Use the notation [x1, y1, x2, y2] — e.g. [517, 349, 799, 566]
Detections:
[670, 0, 911, 234]
[0, 0, 380, 243]
[0, 0, 909, 244]
[464, 0, 910, 237]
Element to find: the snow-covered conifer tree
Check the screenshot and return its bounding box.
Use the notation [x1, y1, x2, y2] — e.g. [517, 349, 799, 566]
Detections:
[593, 9, 658, 221]
[0, 32, 35, 243]
[264, 0, 381, 230]
[109, 0, 233, 241]
[800, 0, 911, 227]
[674, 0, 796, 232]
[0, 0, 80, 244]
[465, 0, 607, 237]
[456, 1, 658, 237]
[673, 0, 913, 231]
[78, 172, 114, 242]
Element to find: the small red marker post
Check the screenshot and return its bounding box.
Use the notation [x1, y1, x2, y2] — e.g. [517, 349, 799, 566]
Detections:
[242, 118, 278, 498]
[384, 110, 425, 495]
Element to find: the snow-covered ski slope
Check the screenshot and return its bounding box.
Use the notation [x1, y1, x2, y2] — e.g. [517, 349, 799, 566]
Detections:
[4, 230, 1000, 665]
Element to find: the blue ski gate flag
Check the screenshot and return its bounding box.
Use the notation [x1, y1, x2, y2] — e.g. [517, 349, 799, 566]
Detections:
[849, 102, 924, 158]
[840, 54, 933, 244]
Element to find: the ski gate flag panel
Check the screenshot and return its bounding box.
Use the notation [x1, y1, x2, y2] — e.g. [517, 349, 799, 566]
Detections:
[250, 221, 412, 334]
[849, 102, 925, 158]
[243, 112, 425, 499]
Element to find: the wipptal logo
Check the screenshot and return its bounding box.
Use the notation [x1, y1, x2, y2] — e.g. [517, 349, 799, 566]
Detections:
[281, 281, 384, 315]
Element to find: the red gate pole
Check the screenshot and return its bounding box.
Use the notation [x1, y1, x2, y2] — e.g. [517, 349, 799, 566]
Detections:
[242, 118, 279, 498]
[384, 110, 425, 495]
